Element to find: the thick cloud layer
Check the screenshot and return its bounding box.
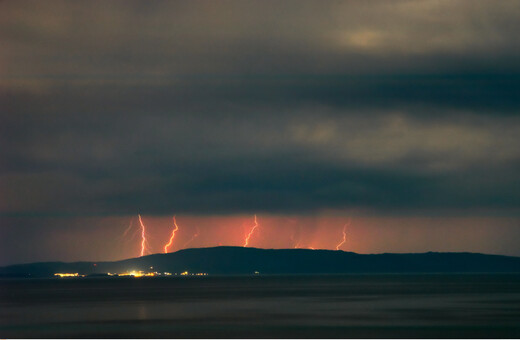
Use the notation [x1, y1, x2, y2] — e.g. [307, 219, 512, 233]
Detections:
[1, 0, 520, 216]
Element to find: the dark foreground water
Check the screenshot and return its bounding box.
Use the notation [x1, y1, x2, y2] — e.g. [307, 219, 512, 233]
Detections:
[1, 274, 520, 338]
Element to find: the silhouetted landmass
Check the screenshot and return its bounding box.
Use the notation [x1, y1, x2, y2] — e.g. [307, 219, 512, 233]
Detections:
[2, 246, 520, 278]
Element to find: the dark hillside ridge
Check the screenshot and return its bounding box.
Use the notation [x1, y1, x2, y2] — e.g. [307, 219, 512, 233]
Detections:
[2, 246, 520, 277]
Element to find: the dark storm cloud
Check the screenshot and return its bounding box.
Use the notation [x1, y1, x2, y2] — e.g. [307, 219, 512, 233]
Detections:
[1, 0, 520, 216]
[2, 0, 520, 76]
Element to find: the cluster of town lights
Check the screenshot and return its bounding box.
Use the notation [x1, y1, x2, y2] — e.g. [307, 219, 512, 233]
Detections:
[54, 270, 208, 278]
[54, 273, 83, 278]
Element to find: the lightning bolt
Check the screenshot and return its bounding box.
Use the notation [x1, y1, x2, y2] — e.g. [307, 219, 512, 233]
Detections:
[164, 216, 180, 253]
[125, 224, 142, 243]
[335, 219, 351, 251]
[290, 224, 301, 249]
[183, 227, 200, 249]
[243, 214, 259, 247]
[289, 229, 296, 246]
[138, 214, 148, 257]
[121, 218, 134, 238]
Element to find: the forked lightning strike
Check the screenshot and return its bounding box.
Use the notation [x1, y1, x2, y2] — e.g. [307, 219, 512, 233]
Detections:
[335, 219, 351, 251]
[129, 214, 351, 256]
[138, 214, 148, 257]
[164, 216, 180, 253]
[243, 214, 259, 247]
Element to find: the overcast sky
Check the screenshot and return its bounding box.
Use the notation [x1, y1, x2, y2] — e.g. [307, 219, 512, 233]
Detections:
[1, 0, 519, 264]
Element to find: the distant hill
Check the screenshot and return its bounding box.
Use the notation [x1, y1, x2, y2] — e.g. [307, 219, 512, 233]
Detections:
[2, 246, 520, 277]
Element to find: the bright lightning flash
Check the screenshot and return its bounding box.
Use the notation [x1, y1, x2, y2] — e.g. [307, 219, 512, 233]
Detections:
[164, 216, 180, 253]
[138, 214, 148, 257]
[335, 220, 351, 251]
[243, 214, 259, 247]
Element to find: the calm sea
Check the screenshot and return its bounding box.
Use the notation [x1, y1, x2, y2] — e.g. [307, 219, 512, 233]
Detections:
[1, 274, 520, 338]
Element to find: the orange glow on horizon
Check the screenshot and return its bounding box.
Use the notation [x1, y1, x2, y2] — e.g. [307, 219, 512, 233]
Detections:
[164, 216, 180, 253]
[138, 214, 148, 257]
[24, 215, 516, 264]
[243, 214, 259, 247]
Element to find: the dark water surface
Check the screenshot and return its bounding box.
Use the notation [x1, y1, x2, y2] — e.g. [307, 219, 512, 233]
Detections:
[1, 274, 520, 338]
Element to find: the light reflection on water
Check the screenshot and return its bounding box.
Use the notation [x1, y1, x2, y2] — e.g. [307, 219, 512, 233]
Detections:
[1, 274, 520, 337]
